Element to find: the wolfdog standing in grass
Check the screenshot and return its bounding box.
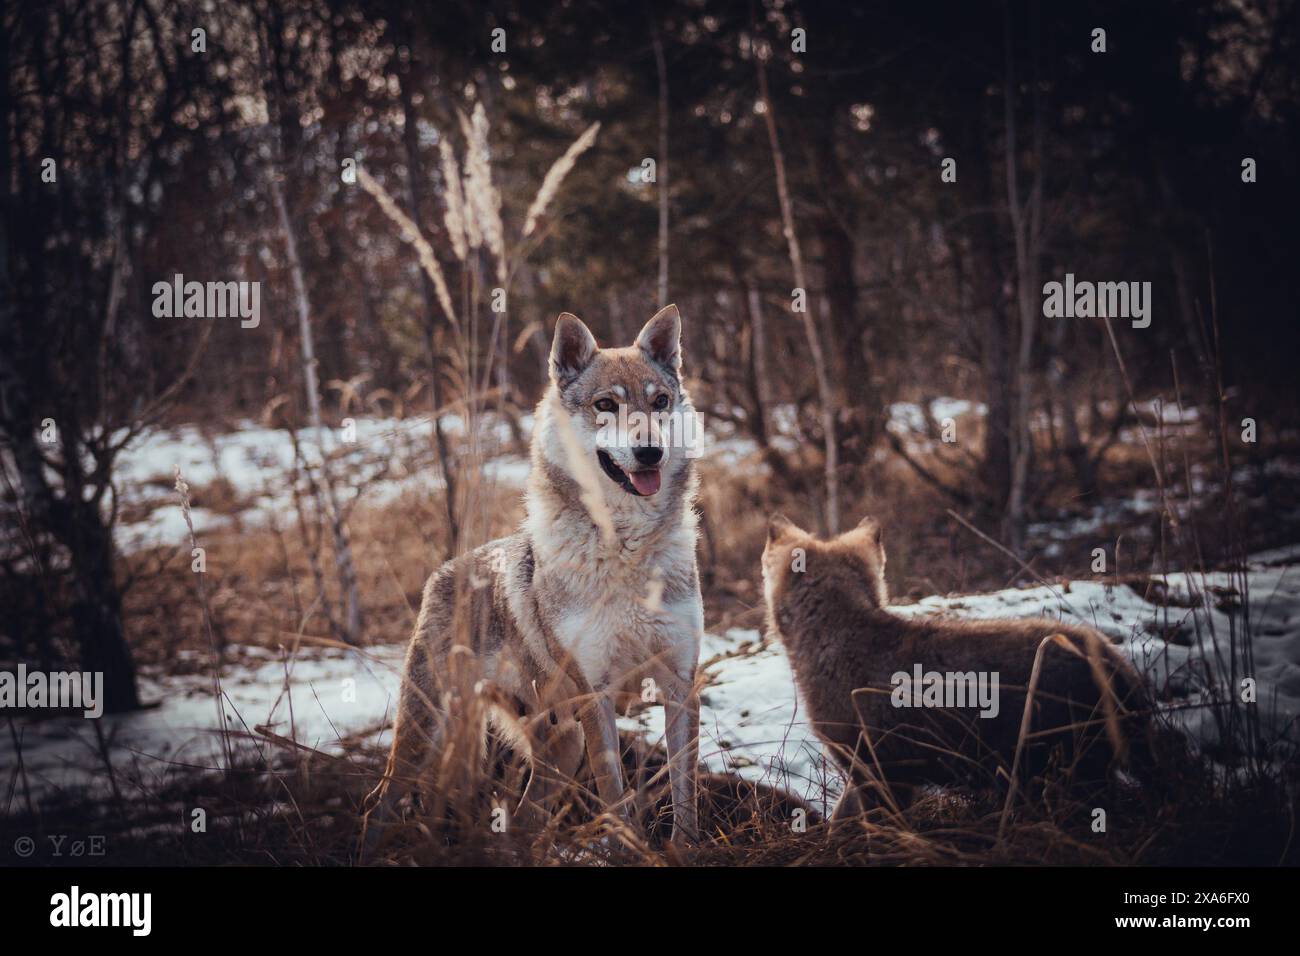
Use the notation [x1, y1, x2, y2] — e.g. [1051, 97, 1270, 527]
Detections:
[362, 305, 703, 854]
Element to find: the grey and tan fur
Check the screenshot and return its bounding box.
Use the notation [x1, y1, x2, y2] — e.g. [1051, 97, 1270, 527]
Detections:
[361, 305, 702, 853]
[762, 513, 1155, 820]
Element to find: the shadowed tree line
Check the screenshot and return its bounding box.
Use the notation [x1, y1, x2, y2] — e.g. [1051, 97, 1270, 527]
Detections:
[1, 0, 1297, 711]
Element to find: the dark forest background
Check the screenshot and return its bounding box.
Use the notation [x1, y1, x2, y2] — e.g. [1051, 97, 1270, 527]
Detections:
[2, 0, 1299, 715]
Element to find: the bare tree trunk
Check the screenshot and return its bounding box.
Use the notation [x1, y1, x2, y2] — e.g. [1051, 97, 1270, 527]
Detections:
[0, 325, 143, 714]
[1152, 157, 1209, 370]
[744, 278, 800, 494]
[812, 112, 875, 469]
[966, 128, 1015, 511]
[1047, 328, 1097, 499]
[755, 45, 840, 534]
[650, 14, 670, 307]
[1002, 6, 1043, 552]
[0, 38, 141, 712]
[744, 281, 772, 446]
[271, 178, 364, 645]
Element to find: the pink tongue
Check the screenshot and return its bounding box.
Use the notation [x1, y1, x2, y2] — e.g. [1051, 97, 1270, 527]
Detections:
[628, 469, 661, 496]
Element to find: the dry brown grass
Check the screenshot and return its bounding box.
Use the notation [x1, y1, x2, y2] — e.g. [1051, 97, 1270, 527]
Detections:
[4, 708, 1293, 867]
[7, 360, 1299, 868]
[117, 480, 522, 670]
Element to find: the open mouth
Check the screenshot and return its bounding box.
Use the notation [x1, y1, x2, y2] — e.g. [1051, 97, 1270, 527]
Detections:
[596, 450, 661, 496]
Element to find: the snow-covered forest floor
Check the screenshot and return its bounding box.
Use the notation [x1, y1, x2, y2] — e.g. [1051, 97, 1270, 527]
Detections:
[3, 404, 1298, 865]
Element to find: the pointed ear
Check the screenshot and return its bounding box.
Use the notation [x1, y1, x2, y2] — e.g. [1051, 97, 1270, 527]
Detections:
[636, 304, 681, 372]
[844, 514, 885, 561]
[549, 313, 598, 384]
[767, 512, 801, 544]
[854, 514, 882, 543]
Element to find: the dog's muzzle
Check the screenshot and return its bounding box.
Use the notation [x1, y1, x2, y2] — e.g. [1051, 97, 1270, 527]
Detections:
[597, 450, 662, 496]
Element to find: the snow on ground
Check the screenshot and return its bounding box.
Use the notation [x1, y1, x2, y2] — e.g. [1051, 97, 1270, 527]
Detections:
[887, 397, 987, 435]
[1025, 491, 1162, 558]
[13, 393, 1250, 560]
[7, 550, 1296, 811]
[6, 407, 1297, 813]
[105, 397, 999, 553]
[109, 415, 532, 552]
[3, 644, 406, 809]
[104, 412, 791, 552]
[893, 560, 1300, 754]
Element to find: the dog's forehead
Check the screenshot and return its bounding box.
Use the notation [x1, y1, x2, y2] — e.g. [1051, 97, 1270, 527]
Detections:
[583, 348, 675, 396]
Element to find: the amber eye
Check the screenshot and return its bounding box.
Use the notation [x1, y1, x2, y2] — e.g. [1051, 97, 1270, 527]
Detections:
[594, 398, 618, 413]
[653, 393, 671, 411]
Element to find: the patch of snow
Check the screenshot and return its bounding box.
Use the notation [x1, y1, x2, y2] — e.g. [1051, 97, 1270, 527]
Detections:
[104, 416, 530, 552]
[2, 644, 406, 807]
[887, 397, 986, 436]
[6, 552, 1296, 810]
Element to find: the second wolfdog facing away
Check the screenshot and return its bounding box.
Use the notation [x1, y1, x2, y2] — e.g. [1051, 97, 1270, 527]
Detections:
[762, 513, 1156, 821]
[361, 305, 703, 856]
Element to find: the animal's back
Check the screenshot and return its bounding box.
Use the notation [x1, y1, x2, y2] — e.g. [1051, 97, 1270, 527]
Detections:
[794, 607, 1152, 790]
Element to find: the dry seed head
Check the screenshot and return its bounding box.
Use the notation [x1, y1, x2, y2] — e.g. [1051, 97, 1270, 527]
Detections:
[523, 121, 602, 239]
[357, 166, 459, 331]
[438, 136, 469, 263]
[461, 103, 507, 282]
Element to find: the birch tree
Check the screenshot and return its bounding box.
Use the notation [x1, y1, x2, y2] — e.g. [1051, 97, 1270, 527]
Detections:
[754, 35, 840, 534]
[260, 7, 365, 643]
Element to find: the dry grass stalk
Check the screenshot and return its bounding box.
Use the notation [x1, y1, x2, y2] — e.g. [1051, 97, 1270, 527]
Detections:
[438, 137, 469, 263]
[522, 121, 602, 239]
[546, 389, 616, 546]
[357, 166, 460, 333]
[174, 465, 235, 774]
[460, 103, 507, 283]
[997, 632, 1069, 837]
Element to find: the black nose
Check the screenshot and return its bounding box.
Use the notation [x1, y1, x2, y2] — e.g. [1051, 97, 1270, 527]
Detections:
[633, 446, 663, 466]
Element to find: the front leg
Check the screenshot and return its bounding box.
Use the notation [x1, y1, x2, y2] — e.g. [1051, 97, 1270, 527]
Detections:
[662, 674, 700, 846]
[577, 693, 632, 823]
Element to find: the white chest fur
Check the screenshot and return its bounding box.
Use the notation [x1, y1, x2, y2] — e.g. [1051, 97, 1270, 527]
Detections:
[522, 438, 703, 690]
[538, 524, 702, 690]
[552, 589, 702, 691]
